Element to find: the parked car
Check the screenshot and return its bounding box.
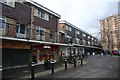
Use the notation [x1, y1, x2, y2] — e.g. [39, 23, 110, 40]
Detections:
[111, 50, 120, 56]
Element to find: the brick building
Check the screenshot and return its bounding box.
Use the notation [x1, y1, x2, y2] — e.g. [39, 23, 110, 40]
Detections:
[0, 0, 101, 69]
[58, 20, 100, 61]
[100, 14, 120, 51]
[0, 0, 60, 68]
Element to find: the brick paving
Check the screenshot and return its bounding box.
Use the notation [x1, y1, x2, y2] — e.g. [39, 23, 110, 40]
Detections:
[20, 60, 87, 78]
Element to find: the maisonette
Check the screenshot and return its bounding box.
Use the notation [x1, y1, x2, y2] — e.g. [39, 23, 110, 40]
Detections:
[0, 0, 61, 68]
[58, 20, 100, 59]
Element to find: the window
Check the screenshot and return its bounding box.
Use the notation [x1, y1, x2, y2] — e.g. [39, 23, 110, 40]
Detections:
[50, 33, 53, 39]
[88, 36, 90, 39]
[0, 16, 6, 29]
[20, 24, 25, 34]
[76, 30, 80, 34]
[0, 16, 6, 36]
[36, 27, 45, 36]
[0, 0, 15, 7]
[16, 24, 26, 38]
[16, 24, 26, 34]
[16, 25, 19, 33]
[83, 33, 86, 37]
[38, 10, 49, 21]
[40, 29, 44, 36]
[66, 25, 71, 31]
[36, 26, 45, 40]
[41, 11, 45, 19]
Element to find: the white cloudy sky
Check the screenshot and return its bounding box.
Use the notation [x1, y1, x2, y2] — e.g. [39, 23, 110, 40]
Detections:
[33, 0, 119, 37]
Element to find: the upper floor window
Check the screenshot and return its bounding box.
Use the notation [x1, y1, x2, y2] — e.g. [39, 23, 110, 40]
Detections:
[66, 25, 71, 31]
[16, 24, 26, 38]
[36, 26, 45, 40]
[38, 10, 49, 21]
[0, 16, 6, 29]
[88, 36, 91, 39]
[36, 27, 45, 36]
[0, 0, 15, 7]
[76, 30, 80, 34]
[16, 24, 26, 34]
[83, 33, 86, 37]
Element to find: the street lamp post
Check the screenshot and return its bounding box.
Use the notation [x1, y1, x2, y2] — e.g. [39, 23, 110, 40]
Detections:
[69, 39, 73, 62]
[73, 55, 76, 67]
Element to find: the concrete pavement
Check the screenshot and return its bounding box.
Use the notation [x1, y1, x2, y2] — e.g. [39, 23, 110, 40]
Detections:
[21, 59, 87, 78]
[2, 59, 87, 79]
[38, 55, 119, 78]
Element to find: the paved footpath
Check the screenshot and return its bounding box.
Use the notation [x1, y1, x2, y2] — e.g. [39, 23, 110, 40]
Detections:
[38, 55, 119, 78]
[21, 60, 87, 78]
[2, 58, 87, 79]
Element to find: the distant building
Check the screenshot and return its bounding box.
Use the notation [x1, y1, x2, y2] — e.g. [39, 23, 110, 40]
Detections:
[58, 20, 99, 57]
[100, 14, 120, 51]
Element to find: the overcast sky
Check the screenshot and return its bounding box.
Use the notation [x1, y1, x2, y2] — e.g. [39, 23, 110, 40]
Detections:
[33, 0, 119, 37]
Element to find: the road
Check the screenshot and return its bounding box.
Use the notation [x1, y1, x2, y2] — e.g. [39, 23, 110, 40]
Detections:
[39, 55, 119, 78]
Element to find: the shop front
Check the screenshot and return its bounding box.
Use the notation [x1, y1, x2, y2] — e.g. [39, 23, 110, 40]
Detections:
[32, 44, 59, 64]
[1, 40, 31, 68]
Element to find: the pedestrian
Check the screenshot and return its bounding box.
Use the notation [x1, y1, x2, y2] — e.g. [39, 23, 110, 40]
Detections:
[32, 52, 37, 63]
[59, 51, 63, 61]
[102, 50, 105, 55]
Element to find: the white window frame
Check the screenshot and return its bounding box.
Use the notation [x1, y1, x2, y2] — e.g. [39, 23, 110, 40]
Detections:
[0, 16, 6, 29]
[0, 16, 6, 36]
[76, 30, 80, 34]
[88, 36, 90, 39]
[66, 25, 72, 31]
[38, 10, 49, 21]
[16, 24, 26, 38]
[36, 26, 45, 40]
[0, 0, 15, 7]
[83, 33, 86, 37]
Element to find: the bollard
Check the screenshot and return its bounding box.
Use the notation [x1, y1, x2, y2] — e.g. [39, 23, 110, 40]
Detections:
[31, 63, 35, 79]
[0, 67, 2, 80]
[81, 56, 83, 66]
[51, 61, 54, 74]
[74, 57, 76, 67]
[65, 59, 67, 70]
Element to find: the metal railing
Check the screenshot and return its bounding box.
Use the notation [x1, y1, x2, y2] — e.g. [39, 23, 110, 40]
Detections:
[0, 22, 97, 46]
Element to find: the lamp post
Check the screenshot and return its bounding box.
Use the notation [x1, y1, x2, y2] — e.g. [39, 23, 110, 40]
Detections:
[69, 39, 73, 62]
[73, 48, 76, 67]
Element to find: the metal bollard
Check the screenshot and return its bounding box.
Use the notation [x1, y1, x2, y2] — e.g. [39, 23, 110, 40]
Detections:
[65, 59, 67, 70]
[74, 57, 76, 67]
[31, 63, 35, 79]
[81, 56, 83, 66]
[0, 66, 2, 80]
[51, 61, 54, 74]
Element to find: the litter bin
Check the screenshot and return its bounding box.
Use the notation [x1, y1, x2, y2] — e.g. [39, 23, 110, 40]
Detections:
[44, 60, 51, 70]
